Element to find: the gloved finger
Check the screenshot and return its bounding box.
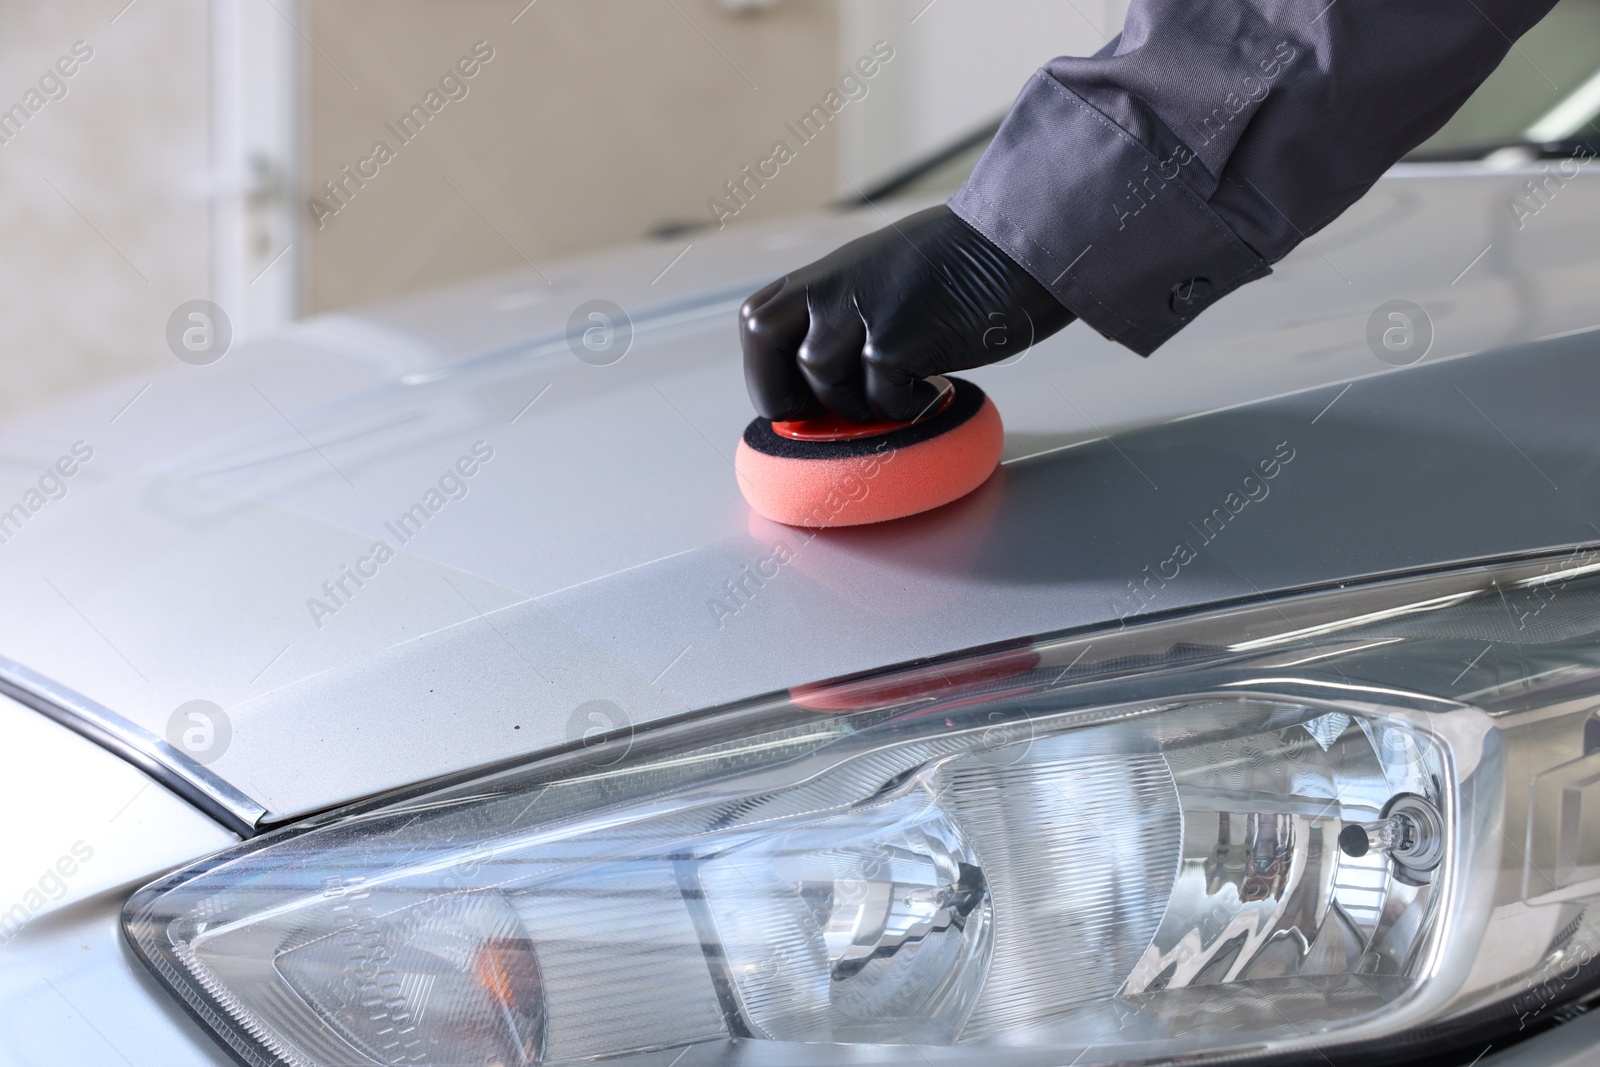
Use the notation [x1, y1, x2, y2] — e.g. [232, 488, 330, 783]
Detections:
[740, 278, 819, 421]
[862, 338, 949, 422]
[860, 333, 920, 422]
[797, 301, 872, 423]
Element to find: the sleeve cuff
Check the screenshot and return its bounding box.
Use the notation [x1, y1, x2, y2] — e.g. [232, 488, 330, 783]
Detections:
[949, 71, 1270, 356]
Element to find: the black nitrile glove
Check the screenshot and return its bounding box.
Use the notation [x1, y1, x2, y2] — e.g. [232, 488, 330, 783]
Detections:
[739, 205, 1077, 423]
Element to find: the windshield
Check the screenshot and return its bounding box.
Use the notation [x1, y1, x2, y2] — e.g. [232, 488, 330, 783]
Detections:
[1416, 0, 1600, 157]
[871, 0, 1600, 202]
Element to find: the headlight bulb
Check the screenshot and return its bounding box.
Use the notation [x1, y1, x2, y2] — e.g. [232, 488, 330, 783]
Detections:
[1340, 793, 1446, 884]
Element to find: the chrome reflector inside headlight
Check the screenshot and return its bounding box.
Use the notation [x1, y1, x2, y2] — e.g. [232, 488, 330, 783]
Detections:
[127, 547, 1600, 1065]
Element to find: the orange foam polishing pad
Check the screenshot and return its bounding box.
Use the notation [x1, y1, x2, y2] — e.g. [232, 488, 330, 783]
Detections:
[735, 377, 1003, 528]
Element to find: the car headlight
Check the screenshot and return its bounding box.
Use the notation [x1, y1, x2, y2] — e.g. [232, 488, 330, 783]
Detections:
[126, 547, 1600, 1066]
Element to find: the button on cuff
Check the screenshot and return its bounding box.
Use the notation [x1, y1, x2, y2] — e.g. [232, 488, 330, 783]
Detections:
[949, 72, 1269, 356]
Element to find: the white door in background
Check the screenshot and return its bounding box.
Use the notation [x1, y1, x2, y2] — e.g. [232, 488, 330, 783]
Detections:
[210, 0, 302, 340]
[0, 0, 299, 419]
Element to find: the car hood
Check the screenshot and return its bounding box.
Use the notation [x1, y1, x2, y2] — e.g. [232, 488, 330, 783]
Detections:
[5, 173, 1600, 823]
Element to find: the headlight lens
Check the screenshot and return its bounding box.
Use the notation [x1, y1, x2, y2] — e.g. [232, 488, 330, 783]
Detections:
[126, 547, 1600, 1065]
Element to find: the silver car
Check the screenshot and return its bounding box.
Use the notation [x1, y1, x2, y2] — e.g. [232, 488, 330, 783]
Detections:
[4, 21, 1600, 1067]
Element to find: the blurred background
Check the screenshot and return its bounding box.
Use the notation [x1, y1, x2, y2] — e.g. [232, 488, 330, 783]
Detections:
[7, 0, 1599, 421]
[0, 0, 1131, 419]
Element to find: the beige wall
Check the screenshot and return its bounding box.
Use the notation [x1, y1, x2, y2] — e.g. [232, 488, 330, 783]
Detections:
[0, 1, 213, 419]
[306, 0, 843, 312]
[0, 0, 1130, 418]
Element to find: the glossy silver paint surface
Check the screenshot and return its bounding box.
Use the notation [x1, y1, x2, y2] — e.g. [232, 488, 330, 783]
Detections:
[1, 167, 1597, 822]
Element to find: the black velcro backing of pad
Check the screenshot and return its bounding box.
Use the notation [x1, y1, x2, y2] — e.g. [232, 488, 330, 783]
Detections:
[741, 377, 986, 459]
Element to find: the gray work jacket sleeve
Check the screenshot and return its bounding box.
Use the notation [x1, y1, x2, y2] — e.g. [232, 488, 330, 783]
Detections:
[948, 0, 1561, 355]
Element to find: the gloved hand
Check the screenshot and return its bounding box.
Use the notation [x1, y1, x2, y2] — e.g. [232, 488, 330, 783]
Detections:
[739, 205, 1076, 423]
